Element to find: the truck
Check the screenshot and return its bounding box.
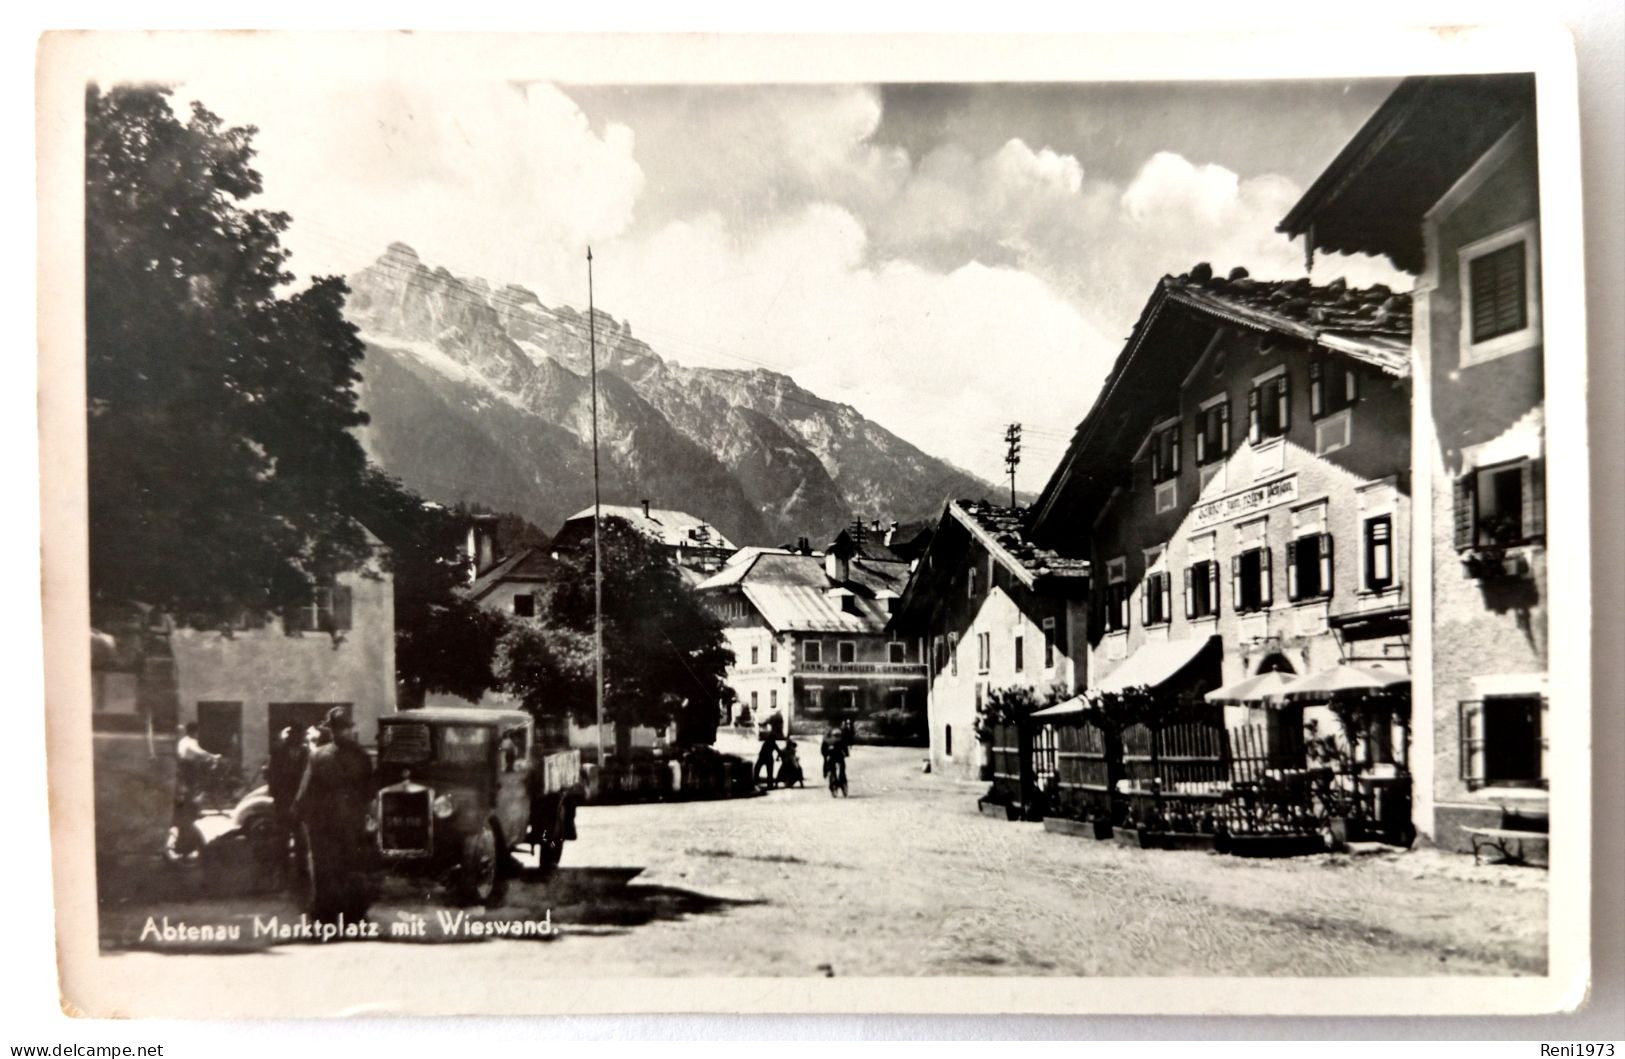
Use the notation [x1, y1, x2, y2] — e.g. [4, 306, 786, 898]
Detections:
[373, 708, 582, 905]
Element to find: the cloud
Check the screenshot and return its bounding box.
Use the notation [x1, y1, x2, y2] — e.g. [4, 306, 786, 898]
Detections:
[596, 205, 1116, 482]
[173, 78, 645, 290]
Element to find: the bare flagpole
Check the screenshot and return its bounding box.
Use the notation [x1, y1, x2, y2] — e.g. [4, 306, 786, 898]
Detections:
[588, 247, 605, 769]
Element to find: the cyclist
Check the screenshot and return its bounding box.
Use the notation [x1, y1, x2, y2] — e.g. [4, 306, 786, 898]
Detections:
[820, 725, 848, 796]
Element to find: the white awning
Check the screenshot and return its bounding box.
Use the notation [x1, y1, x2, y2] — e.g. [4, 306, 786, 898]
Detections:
[1095, 635, 1219, 694]
[1031, 696, 1087, 720]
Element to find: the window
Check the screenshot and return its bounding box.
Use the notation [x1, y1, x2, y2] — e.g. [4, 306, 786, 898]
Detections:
[1042, 617, 1057, 669]
[770, 642, 778, 664]
[512, 593, 535, 618]
[1460, 696, 1547, 789]
[1184, 560, 1221, 619]
[1364, 516, 1394, 591]
[1459, 221, 1541, 364]
[1286, 533, 1334, 601]
[1014, 635, 1024, 673]
[770, 690, 778, 711]
[932, 635, 946, 673]
[1141, 571, 1172, 626]
[1149, 422, 1181, 484]
[1101, 558, 1128, 633]
[750, 691, 759, 711]
[1455, 459, 1545, 549]
[284, 584, 352, 635]
[967, 565, 978, 599]
[1194, 399, 1230, 466]
[976, 631, 991, 673]
[805, 686, 822, 712]
[949, 633, 959, 676]
[888, 641, 906, 665]
[838, 641, 856, 664]
[944, 724, 953, 758]
[750, 645, 759, 665]
[804, 640, 822, 664]
[1248, 371, 1291, 444]
[1309, 359, 1360, 418]
[1232, 547, 1274, 612]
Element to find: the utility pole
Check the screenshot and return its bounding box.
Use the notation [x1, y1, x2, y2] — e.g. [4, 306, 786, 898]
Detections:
[1004, 423, 1022, 509]
[588, 247, 605, 770]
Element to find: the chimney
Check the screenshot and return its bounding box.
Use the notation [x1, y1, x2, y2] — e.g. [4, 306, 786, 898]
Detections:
[824, 549, 850, 584]
[797, 536, 811, 555]
[641, 499, 651, 519]
[467, 514, 500, 579]
[884, 520, 899, 546]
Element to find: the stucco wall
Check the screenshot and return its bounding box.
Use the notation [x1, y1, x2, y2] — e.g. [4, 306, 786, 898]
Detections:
[1420, 126, 1548, 838]
[171, 567, 396, 776]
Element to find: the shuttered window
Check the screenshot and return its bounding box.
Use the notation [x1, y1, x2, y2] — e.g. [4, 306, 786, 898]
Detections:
[1248, 372, 1291, 444]
[1140, 571, 1172, 626]
[1149, 423, 1181, 484]
[1286, 534, 1334, 601]
[1232, 547, 1273, 612]
[1469, 241, 1528, 344]
[1456, 458, 1546, 551]
[1364, 516, 1394, 591]
[1184, 560, 1220, 619]
[1310, 360, 1360, 418]
[1460, 696, 1547, 790]
[1195, 401, 1230, 466]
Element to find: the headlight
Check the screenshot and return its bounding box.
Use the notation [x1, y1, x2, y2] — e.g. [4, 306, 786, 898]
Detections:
[432, 794, 457, 819]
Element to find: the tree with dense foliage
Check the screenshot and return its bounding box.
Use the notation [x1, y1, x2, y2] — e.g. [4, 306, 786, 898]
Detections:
[85, 84, 375, 627]
[352, 470, 509, 705]
[497, 517, 733, 747]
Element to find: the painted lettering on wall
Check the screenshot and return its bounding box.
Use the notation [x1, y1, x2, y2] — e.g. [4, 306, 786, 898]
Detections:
[1188, 474, 1300, 531]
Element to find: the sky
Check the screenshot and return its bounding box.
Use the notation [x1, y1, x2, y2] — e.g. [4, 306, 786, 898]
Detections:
[173, 76, 1408, 485]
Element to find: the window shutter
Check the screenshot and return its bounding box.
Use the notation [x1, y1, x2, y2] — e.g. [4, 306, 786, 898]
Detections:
[1320, 533, 1334, 598]
[1346, 366, 1360, 404]
[1309, 361, 1324, 417]
[1219, 402, 1230, 455]
[1285, 539, 1300, 602]
[1149, 445, 1160, 483]
[1231, 554, 1243, 609]
[1453, 474, 1477, 551]
[1160, 574, 1172, 623]
[1170, 426, 1181, 474]
[1194, 418, 1206, 465]
[333, 585, 353, 631]
[1183, 566, 1195, 619]
[1140, 581, 1149, 625]
[1458, 700, 1486, 786]
[1523, 458, 1545, 540]
[1247, 388, 1261, 444]
[1208, 561, 1221, 614]
[1262, 547, 1274, 607]
[1278, 372, 1291, 432]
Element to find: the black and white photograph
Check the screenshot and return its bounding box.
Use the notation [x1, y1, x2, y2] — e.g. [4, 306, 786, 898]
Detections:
[32, 28, 1597, 1018]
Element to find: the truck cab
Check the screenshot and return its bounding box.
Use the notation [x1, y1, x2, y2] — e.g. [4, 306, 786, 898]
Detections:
[374, 708, 581, 905]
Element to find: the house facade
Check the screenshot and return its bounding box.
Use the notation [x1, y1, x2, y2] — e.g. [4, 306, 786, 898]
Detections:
[697, 539, 926, 736]
[1279, 74, 1547, 850]
[553, 501, 736, 584]
[168, 560, 397, 777]
[1028, 267, 1413, 763]
[889, 500, 1091, 782]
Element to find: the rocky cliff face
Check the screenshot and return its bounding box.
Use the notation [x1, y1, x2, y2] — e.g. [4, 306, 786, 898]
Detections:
[345, 244, 999, 545]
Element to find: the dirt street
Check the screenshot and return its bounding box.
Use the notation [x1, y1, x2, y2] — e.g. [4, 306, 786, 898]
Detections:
[99, 742, 1546, 978]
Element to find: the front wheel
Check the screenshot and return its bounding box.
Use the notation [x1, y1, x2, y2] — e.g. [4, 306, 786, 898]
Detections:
[454, 820, 506, 907]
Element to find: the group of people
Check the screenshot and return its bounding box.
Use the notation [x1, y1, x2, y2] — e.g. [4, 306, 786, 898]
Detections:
[172, 706, 375, 924]
[751, 709, 853, 791]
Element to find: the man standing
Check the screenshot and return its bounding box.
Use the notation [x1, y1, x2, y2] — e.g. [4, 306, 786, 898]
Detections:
[266, 725, 309, 885]
[294, 708, 374, 923]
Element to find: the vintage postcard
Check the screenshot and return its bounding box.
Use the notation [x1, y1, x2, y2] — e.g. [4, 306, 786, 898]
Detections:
[36, 27, 1591, 1017]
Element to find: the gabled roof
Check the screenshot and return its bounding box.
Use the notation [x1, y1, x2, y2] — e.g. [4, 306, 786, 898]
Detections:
[696, 549, 909, 635]
[560, 505, 736, 551]
[1278, 74, 1535, 274]
[467, 547, 554, 601]
[1028, 267, 1412, 540]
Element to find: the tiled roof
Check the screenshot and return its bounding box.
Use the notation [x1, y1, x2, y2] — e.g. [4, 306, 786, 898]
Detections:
[696, 549, 910, 634]
[561, 505, 736, 551]
[1163, 265, 1411, 376]
[467, 548, 552, 601]
[950, 500, 1090, 587]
